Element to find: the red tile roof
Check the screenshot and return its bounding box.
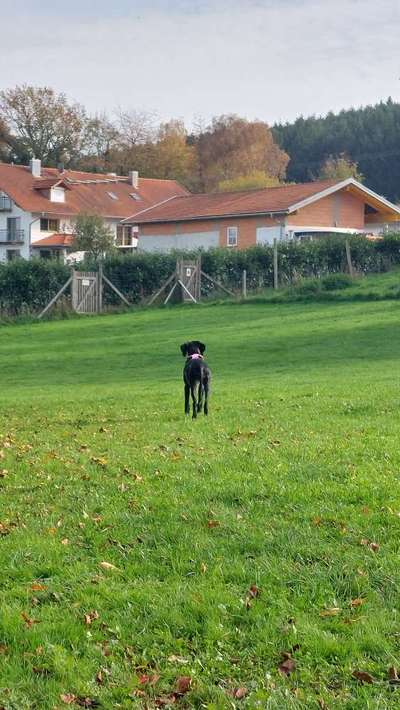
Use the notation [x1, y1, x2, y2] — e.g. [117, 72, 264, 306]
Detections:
[127, 179, 340, 224]
[0, 163, 189, 218]
[32, 233, 74, 248]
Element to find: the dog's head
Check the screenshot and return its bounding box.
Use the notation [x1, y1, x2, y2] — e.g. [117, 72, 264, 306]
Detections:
[180, 340, 206, 357]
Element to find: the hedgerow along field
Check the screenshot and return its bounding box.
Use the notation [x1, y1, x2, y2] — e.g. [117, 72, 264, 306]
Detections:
[1, 295, 400, 709]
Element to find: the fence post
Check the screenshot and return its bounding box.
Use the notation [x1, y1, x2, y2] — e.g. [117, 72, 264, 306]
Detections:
[345, 239, 354, 278]
[273, 239, 279, 289]
[242, 269, 247, 298]
[98, 263, 103, 313]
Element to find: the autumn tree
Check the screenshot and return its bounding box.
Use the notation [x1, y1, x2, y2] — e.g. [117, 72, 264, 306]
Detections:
[0, 85, 87, 166]
[72, 214, 115, 262]
[78, 113, 120, 172]
[218, 170, 281, 192]
[194, 115, 289, 192]
[318, 154, 364, 182]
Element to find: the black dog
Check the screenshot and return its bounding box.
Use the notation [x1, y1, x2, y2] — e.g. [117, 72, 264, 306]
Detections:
[180, 341, 211, 418]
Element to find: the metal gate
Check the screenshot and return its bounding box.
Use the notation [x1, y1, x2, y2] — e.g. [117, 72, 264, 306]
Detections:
[71, 270, 101, 314]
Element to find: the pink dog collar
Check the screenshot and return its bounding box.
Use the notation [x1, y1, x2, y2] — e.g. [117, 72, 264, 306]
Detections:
[190, 353, 203, 359]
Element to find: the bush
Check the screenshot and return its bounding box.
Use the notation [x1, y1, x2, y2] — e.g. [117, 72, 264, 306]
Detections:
[1, 233, 400, 317]
[0, 259, 69, 316]
[320, 273, 353, 290]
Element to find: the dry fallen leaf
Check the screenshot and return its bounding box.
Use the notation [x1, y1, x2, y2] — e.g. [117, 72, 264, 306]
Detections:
[278, 657, 296, 676]
[30, 583, 47, 592]
[84, 610, 99, 625]
[350, 598, 365, 608]
[232, 686, 248, 699]
[138, 673, 160, 686]
[100, 561, 118, 571]
[200, 562, 207, 574]
[175, 676, 192, 694]
[207, 519, 220, 528]
[168, 655, 189, 664]
[352, 670, 375, 684]
[21, 612, 40, 628]
[60, 693, 76, 705]
[319, 607, 341, 617]
[388, 666, 400, 684]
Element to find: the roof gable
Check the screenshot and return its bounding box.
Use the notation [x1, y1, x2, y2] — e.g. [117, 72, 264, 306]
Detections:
[126, 178, 400, 224]
[0, 163, 189, 218]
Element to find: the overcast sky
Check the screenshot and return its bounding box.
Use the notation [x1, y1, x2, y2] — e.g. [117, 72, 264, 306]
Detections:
[1, 0, 399, 128]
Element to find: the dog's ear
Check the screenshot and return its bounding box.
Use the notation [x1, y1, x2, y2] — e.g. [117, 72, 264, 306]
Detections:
[197, 341, 206, 354]
[180, 343, 188, 357]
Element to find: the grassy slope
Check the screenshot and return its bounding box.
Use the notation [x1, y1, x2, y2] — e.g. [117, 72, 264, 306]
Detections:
[1, 297, 400, 708]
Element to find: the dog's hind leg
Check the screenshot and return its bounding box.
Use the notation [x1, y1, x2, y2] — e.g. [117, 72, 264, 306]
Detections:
[184, 383, 190, 415]
[197, 381, 204, 413]
[191, 383, 198, 419]
[204, 379, 209, 416]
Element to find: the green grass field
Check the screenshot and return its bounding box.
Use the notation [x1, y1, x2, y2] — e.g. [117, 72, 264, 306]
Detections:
[1, 288, 400, 709]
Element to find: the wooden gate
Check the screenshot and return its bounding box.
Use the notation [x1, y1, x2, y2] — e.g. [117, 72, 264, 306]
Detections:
[176, 259, 201, 302]
[71, 270, 101, 314]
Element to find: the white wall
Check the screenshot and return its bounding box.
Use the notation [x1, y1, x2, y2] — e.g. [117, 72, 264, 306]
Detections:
[256, 226, 282, 245]
[138, 230, 219, 252]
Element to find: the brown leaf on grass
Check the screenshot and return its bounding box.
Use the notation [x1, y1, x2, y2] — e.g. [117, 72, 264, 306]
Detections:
[232, 686, 248, 699]
[207, 519, 220, 528]
[352, 670, 375, 684]
[138, 673, 160, 686]
[84, 610, 99, 626]
[278, 657, 296, 676]
[21, 612, 40, 628]
[175, 676, 192, 694]
[200, 562, 207, 574]
[0, 644, 8, 655]
[30, 583, 47, 592]
[60, 694, 76, 705]
[245, 584, 261, 609]
[388, 666, 400, 684]
[61, 538, 69, 545]
[99, 561, 118, 571]
[0, 469, 8, 478]
[360, 539, 380, 552]
[350, 598, 365, 608]
[319, 607, 341, 617]
[95, 670, 104, 685]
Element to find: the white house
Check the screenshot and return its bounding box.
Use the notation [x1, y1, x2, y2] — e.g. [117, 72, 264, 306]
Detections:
[0, 159, 188, 262]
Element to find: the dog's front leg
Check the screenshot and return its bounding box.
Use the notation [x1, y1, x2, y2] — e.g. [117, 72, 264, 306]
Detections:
[184, 383, 190, 415]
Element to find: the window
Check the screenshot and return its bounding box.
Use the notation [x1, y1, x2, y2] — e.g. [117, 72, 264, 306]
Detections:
[7, 249, 21, 261]
[116, 226, 133, 247]
[130, 193, 142, 201]
[227, 226, 238, 247]
[107, 191, 118, 200]
[40, 218, 59, 232]
[50, 187, 65, 203]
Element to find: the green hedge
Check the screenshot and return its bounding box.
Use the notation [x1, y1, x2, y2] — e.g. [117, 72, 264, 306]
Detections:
[1, 234, 400, 316]
[0, 259, 69, 316]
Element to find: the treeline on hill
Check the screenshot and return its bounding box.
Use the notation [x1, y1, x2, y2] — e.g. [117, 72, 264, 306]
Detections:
[1, 85, 398, 197]
[273, 98, 400, 202]
[2, 235, 400, 317]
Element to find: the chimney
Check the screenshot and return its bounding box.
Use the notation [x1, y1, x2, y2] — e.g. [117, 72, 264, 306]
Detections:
[129, 170, 139, 189]
[30, 158, 41, 178]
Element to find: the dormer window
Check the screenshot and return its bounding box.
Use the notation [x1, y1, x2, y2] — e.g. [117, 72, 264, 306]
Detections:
[50, 187, 65, 203]
[107, 191, 118, 200]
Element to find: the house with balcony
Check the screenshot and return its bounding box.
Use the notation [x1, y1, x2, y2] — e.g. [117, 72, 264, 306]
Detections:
[0, 159, 188, 262]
